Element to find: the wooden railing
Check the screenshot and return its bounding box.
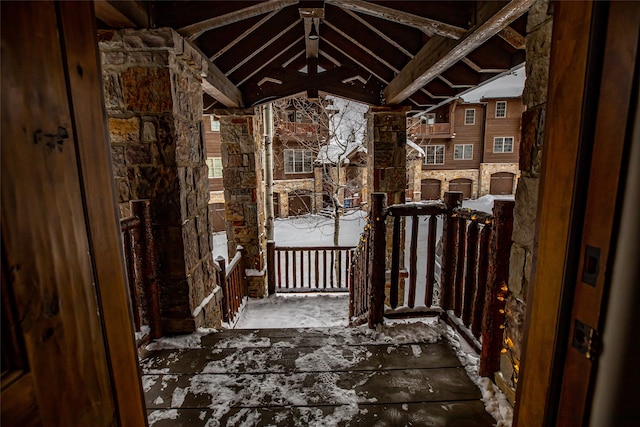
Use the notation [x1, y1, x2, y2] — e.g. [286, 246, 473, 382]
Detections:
[350, 192, 514, 377]
[407, 122, 452, 136]
[267, 244, 355, 293]
[119, 199, 162, 344]
[216, 246, 248, 325]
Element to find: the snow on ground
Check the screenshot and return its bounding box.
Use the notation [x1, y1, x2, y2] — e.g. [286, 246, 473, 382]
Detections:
[234, 293, 350, 329]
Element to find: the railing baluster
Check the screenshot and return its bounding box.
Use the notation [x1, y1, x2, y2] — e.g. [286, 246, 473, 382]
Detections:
[277, 249, 282, 289]
[285, 250, 290, 289]
[441, 192, 463, 310]
[472, 225, 491, 336]
[323, 250, 328, 289]
[454, 218, 467, 318]
[463, 222, 479, 326]
[307, 250, 312, 288]
[408, 215, 419, 309]
[390, 215, 401, 309]
[330, 249, 335, 288]
[424, 214, 437, 307]
[300, 249, 304, 287]
[315, 250, 319, 288]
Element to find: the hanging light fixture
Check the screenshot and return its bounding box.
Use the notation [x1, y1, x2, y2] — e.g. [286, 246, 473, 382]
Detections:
[308, 20, 319, 40]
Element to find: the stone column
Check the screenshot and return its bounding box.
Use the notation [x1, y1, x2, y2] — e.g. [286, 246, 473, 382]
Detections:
[367, 105, 410, 305]
[99, 28, 222, 333]
[217, 109, 268, 298]
[497, 0, 554, 402]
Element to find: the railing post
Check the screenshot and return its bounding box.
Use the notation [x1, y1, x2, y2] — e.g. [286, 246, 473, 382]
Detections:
[441, 191, 463, 310]
[131, 199, 162, 339]
[216, 256, 229, 323]
[267, 240, 276, 295]
[480, 200, 515, 377]
[368, 193, 386, 328]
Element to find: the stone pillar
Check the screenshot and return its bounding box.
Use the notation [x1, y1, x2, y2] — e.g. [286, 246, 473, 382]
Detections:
[367, 105, 410, 305]
[217, 109, 267, 298]
[497, 0, 554, 402]
[99, 28, 222, 333]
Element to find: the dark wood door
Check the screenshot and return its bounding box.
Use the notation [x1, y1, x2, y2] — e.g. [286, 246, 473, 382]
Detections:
[210, 203, 226, 232]
[421, 179, 441, 200]
[288, 191, 312, 216]
[449, 178, 472, 199]
[490, 172, 514, 195]
[1, 2, 146, 425]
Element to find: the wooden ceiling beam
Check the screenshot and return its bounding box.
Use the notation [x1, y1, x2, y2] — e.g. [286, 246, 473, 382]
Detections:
[499, 25, 526, 49]
[326, 0, 466, 39]
[181, 39, 243, 107]
[94, 0, 149, 28]
[210, 10, 279, 60]
[178, 0, 299, 38]
[340, 7, 414, 58]
[383, 0, 534, 105]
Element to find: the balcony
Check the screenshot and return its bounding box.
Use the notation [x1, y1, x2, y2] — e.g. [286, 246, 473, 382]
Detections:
[280, 121, 322, 138]
[407, 121, 452, 138]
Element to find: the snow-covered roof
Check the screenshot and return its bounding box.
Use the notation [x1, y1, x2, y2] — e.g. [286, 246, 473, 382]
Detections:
[460, 65, 525, 103]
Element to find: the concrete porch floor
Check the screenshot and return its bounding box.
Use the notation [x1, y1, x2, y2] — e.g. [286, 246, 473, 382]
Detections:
[140, 327, 497, 426]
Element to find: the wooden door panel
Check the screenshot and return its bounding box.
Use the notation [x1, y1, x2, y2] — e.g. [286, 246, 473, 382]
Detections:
[1, 2, 115, 425]
[556, 3, 640, 425]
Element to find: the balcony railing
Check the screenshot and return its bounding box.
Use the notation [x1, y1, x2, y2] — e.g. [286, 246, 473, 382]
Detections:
[349, 192, 514, 376]
[280, 122, 321, 137]
[216, 246, 248, 325]
[407, 122, 452, 137]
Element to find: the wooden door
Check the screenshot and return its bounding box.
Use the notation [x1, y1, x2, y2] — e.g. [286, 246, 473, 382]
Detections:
[288, 191, 312, 216]
[490, 172, 514, 195]
[1, 2, 147, 425]
[555, 3, 640, 425]
[449, 178, 472, 199]
[421, 178, 441, 200]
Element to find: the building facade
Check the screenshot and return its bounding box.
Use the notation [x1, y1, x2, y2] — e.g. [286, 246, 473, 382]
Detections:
[408, 97, 523, 201]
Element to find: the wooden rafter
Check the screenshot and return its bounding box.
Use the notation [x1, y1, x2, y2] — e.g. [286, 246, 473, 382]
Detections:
[499, 26, 526, 49]
[94, 0, 149, 28]
[340, 7, 414, 58]
[178, 0, 299, 38]
[383, 0, 534, 105]
[237, 37, 305, 86]
[182, 39, 243, 107]
[210, 10, 279, 60]
[326, 0, 467, 39]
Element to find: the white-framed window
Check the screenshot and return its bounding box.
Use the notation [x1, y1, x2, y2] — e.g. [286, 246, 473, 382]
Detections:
[206, 157, 223, 178]
[209, 116, 220, 131]
[465, 109, 475, 125]
[496, 101, 507, 118]
[493, 137, 514, 153]
[424, 145, 445, 165]
[454, 144, 473, 160]
[284, 149, 314, 173]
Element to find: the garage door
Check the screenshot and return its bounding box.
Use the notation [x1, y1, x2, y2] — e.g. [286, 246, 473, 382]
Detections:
[449, 178, 472, 199]
[421, 179, 441, 200]
[209, 203, 226, 232]
[288, 191, 312, 216]
[490, 172, 515, 195]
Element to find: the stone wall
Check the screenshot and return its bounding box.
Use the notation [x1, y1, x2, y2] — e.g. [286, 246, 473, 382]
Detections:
[99, 28, 221, 333]
[367, 106, 410, 305]
[497, 0, 554, 402]
[218, 110, 267, 298]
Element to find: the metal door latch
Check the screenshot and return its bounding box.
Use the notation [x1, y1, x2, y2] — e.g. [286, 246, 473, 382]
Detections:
[572, 319, 599, 360]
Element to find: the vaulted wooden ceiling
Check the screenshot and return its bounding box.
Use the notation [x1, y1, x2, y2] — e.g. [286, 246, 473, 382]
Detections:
[96, 0, 532, 112]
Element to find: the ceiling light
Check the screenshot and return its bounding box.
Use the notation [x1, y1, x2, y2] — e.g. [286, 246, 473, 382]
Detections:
[308, 21, 319, 40]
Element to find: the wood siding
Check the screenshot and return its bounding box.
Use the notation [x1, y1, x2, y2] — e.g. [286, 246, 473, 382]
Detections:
[420, 103, 484, 170]
[482, 98, 523, 164]
[204, 115, 223, 191]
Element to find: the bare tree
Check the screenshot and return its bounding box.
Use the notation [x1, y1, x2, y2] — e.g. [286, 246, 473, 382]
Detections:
[272, 95, 368, 246]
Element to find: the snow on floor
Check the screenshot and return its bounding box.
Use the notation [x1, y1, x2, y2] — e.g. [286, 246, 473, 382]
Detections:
[233, 293, 350, 329]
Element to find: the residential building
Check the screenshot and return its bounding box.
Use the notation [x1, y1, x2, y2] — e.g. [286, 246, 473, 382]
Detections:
[407, 97, 523, 200]
[204, 114, 225, 231]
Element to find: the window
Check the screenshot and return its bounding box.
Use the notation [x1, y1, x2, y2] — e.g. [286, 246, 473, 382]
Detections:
[209, 116, 220, 132]
[424, 145, 445, 165]
[496, 101, 507, 118]
[284, 149, 314, 173]
[493, 137, 514, 153]
[465, 109, 475, 125]
[296, 111, 303, 123]
[206, 157, 223, 178]
[454, 144, 473, 160]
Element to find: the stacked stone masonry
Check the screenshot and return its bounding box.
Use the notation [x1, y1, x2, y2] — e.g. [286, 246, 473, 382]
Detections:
[498, 0, 553, 401]
[218, 111, 268, 298]
[99, 28, 221, 334]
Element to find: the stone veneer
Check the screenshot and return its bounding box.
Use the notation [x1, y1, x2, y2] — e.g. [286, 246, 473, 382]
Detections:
[274, 178, 316, 217]
[367, 106, 410, 305]
[497, 0, 554, 402]
[99, 28, 222, 333]
[217, 110, 267, 298]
